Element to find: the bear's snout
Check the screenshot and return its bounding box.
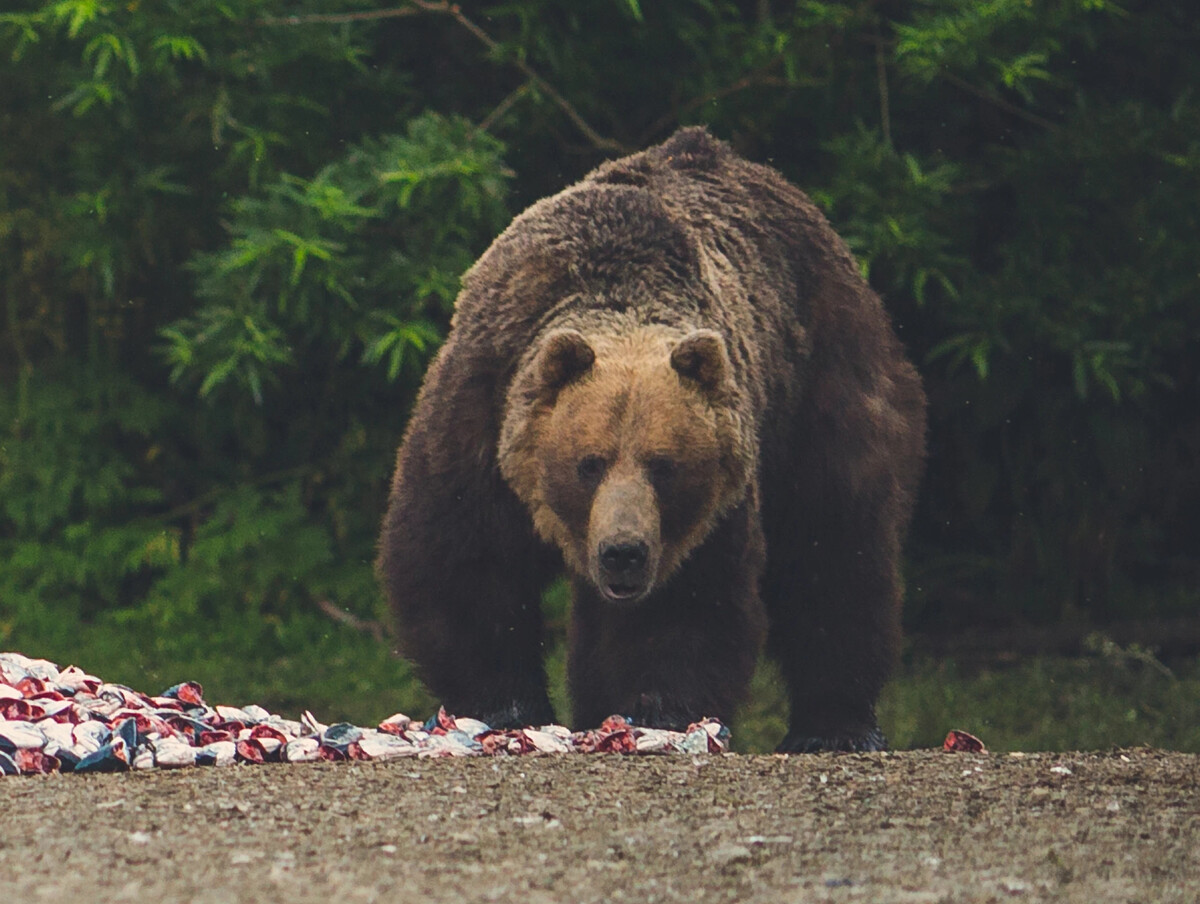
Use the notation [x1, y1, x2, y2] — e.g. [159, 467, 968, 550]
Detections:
[600, 539, 648, 574]
[598, 538, 650, 601]
[596, 536, 652, 601]
[589, 475, 660, 604]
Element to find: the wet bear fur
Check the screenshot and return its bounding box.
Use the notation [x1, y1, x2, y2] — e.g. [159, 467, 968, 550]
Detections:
[378, 127, 926, 752]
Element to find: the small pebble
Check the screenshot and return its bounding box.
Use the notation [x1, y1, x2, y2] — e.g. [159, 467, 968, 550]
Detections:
[709, 843, 753, 866]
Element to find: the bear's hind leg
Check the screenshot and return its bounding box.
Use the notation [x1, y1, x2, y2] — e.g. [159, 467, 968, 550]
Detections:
[764, 322, 925, 753]
[763, 499, 902, 753]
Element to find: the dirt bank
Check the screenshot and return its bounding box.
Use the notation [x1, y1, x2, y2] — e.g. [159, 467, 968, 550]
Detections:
[0, 748, 1196, 903]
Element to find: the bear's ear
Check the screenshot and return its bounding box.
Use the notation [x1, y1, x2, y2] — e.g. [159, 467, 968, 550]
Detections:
[671, 329, 730, 397]
[535, 329, 595, 398]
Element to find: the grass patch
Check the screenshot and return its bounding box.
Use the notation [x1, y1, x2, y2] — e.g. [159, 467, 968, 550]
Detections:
[879, 646, 1200, 754]
[733, 641, 1200, 754]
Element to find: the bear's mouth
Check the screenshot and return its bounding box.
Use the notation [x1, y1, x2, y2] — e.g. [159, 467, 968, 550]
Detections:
[602, 581, 646, 602]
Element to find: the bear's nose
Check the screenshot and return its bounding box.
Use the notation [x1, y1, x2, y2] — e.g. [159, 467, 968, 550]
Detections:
[599, 540, 648, 574]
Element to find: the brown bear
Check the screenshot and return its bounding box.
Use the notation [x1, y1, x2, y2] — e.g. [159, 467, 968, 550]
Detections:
[378, 127, 926, 752]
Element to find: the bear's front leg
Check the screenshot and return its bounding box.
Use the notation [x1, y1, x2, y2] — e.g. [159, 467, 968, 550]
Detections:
[380, 466, 558, 727]
[567, 505, 767, 731]
[378, 354, 559, 729]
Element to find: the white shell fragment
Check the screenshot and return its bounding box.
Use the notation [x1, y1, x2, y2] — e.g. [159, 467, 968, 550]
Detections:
[0, 651, 730, 776]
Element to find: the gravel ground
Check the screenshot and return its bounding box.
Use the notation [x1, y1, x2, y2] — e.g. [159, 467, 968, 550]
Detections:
[1, 748, 1196, 903]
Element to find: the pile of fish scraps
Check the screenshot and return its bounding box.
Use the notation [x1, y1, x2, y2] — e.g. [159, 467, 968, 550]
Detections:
[0, 652, 729, 776]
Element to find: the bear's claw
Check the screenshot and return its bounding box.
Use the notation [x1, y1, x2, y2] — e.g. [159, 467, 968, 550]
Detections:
[470, 698, 556, 731]
[628, 692, 700, 733]
[776, 726, 888, 754]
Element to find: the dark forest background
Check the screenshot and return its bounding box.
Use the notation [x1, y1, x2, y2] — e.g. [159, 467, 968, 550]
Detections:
[1, 0, 1197, 748]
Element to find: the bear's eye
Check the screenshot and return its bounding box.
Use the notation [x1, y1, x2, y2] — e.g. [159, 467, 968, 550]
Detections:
[577, 454, 608, 484]
[646, 455, 676, 485]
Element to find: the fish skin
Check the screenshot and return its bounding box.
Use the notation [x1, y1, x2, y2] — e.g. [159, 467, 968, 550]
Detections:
[321, 723, 364, 749]
[634, 730, 673, 753]
[153, 737, 198, 768]
[282, 738, 321, 763]
[198, 740, 237, 767]
[2, 652, 731, 774]
[15, 748, 59, 774]
[73, 739, 130, 774]
[0, 720, 45, 750]
[521, 730, 570, 754]
[452, 717, 491, 738]
[358, 733, 418, 760]
[378, 713, 413, 734]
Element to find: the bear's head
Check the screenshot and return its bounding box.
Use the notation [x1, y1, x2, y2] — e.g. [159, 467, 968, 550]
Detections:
[499, 327, 750, 603]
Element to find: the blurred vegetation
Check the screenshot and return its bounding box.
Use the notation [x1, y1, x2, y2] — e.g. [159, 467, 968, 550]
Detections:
[1, 1, 1197, 748]
[881, 645, 1200, 755]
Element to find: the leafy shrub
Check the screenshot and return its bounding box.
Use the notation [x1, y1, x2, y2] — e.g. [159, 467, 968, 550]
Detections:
[1, 1, 1197, 728]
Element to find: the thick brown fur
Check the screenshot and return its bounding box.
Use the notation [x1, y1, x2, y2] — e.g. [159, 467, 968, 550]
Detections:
[377, 128, 927, 750]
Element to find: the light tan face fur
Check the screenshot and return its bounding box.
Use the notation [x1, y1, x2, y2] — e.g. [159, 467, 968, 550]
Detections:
[499, 328, 747, 602]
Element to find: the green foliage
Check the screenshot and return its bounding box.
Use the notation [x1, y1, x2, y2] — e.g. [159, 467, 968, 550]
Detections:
[892, 0, 1114, 95]
[1, 0, 1197, 733]
[164, 114, 510, 401]
[811, 127, 965, 309]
